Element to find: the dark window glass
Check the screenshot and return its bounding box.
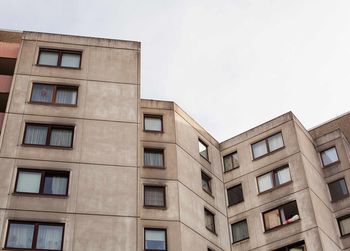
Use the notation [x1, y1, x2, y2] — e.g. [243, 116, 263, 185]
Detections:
[231, 220, 249, 243]
[328, 178, 349, 202]
[201, 171, 212, 194]
[199, 139, 209, 160]
[0, 92, 9, 112]
[227, 184, 244, 206]
[321, 147, 339, 166]
[252, 132, 284, 159]
[223, 151, 239, 172]
[144, 228, 166, 251]
[144, 186, 165, 207]
[263, 201, 299, 231]
[204, 208, 215, 233]
[338, 215, 350, 236]
[144, 115, 162, 132]
[144, 149, 164, 168]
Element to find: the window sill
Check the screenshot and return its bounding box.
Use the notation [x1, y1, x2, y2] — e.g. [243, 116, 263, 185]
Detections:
[36, 64, 81, 70]
[205, 227, 217, 236]
[12, 192, 68, 198]
[202, 188, 215, 199]
[143, 129, 164, 133]
[264, 219, 300, 233]
[232, 237, 249, 245]
[200, 155, 211, 164]
[21, 144, 73, 150]
[223, 166, 239, 173]
[331, 195, 350, 203]
[143, 165, 166, 170]
[252, 146, 285, 161]
[227, 200, 244, 208]
[28, 101, 78, 108]
[143, 205, 167, 210]
[258, 181, 293, 195]
[323, 161, 341, 168]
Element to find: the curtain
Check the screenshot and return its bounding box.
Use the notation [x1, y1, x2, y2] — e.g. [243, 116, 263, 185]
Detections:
[276, 167, 291, 185]
[55, 88, 77, 105]
[258, 173, 273, 192]
[205, 211, 215, 231]
[36, 225, 63, 250]
[232, 152, 239, 168]
[145, 230, 165, 250]
[232, 221, 248, 242]
[24, 125, 48, 145]
[321, 147, 338, 166]
[16, 171, 41, 193]
[44, 176, 68, 195]
[7, 223, 34, 248]
[223, 155, 233, 171]
[145, 117, 162, 131]
[252, 141, 268, 158]
[31, 84, 53, 103]
[144, 187, 164, 206]
[50, 128, 72, 147]
[61, 53, 80, 68]
[39, 51, 58, 66]
[340, 217, 350, 235]
[144, 151, 164, 167]
[268, 133, 284, 151]
[264, 209, 281, 230]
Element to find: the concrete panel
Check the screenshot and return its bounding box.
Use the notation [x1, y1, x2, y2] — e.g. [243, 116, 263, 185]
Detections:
[0, 158, 14, 208]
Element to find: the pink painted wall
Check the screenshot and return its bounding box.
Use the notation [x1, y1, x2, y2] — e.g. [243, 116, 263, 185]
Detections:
[0, 42, 20, 58]
[0, 75, 12, 92]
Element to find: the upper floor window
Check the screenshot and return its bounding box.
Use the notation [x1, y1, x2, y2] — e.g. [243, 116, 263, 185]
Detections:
[144, 228, 166, 251]
[257, 165, 292, 193]
[227, 184, 244, 206]
[273, 241, 306, 251]
[23, 123, 74, 148]
[320, 147, 339, 167]
[201, 171, 212, 194]
[31, 83, 78, 106]
[0, 92, 9, 113]
[231, 219, 249, 243]
[204, 208, 215, 233]
[223, 151, 239, 172]
[198, 139, 209, 160]
[144, 148, 164, 168]
[263, 201, 299, 231]
[144, 115, 163, 132]
[38, 48, 81, 69]
[144, 185, 166, 208]
[5, 221, 64, 250]
[15, 169, 69, 196]
[338, 215, 350, 237]
[252, 132, 284, 159]
[328, 178, 349, 202]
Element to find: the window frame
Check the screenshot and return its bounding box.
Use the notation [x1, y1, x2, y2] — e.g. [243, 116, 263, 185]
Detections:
[328, 178, 349, 202]
[143, 185, 166, 209]
[257, 165, 292, 194]
[227, 184, 244, 207]
[320, 146, 340, 167]
[201, 171, 212, 195]
[337, 214, 350, 237]
[231, 219, 249, 244]
[204, 208, 216, 234]
[22, 123, 75, 149]
[143, 114, 163, 133]
[37, 48, 82, 69]
[272, 240, 306, 251]
[14, 168, 70, 197]
[144, 228, 167, 251]
[143, 148, 165, 169]
[4, 220, 65, 251]
[251, 132, 285, 160]
[198, 138, 209, 161]
[223, 151, 239, 172]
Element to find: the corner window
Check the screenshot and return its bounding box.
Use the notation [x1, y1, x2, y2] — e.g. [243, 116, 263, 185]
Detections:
[23, 123, 74, 148]
[38, 48, 81, 69]
[257, 165, 292, 193]
[231, 219, 249, 243]
[252, 132, 284, 159]
[320, 147, 339, 167]
[31, 83, 78, 105]
[328, 178, 349, 202]
[144, 186, 166, 208]
[201, 171, 212, 194]
[144, 115, 163, 132]
[204, 208, 215, 233]
[15, 169, 69, 196]
[263, 201, 299, 231]
[227, 184, 244, 206]
[144, 148, 164, 168]
[273, 241, 306, 251]
[338, 215, 350, 237]
[223, 151, 239, 172]
[5, 221, 64, 250]
[144, 228, 166, 251]
[199, 139, 209, 160]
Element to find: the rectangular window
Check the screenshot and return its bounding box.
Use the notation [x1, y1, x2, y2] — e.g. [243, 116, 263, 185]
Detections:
[144, 115, 163, 132]
[5, 221, 64, 250]
[0, 92, 9, 113]
[201, 171, 212, 194]
[273, 241, 306, 251]
[23, 123, 74, 148]
[15, 169, 69, 196]
[231, 219, 249, 243]
[321, 147, 339, 167]
[252, 132, 284, 159]
[144, 186, 166, 208]
[338, 215, 350, 237]
[204, 208, 215, 233]
[263, 201, 300, 231]
[38, 48, 81, 69]
[328, 178, 349, 202]
[199, 139, 209, 160]
[227, 184, 244, 206]
[144, 148, 164, 168]
[31, 83, 78, 105]
[223, 151, 239, 172]
[257, 165, 292, 193]
[144, 228, 166, 251]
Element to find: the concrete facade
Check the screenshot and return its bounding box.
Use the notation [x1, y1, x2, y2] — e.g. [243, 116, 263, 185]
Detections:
[0, 29, 349, 251]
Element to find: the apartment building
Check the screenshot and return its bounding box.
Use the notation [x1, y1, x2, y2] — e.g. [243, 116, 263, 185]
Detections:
[0, 29, 349, 251]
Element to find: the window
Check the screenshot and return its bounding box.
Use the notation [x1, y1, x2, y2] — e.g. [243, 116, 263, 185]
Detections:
[252, 132, 284, 159]
[257, 165, 292, 193]
[223, 151, 239, 172]
[23, 123, 74, 148]
[328, 178, 349, 202]
[15, 169, 69, 196]
[0, 92, 9, 112]
[273, 241, 306, 251]
[144, 115, 163, 132]
[231, 219, 249, 243]
[37, 48, 81, 68]
[31, 83, 78, 105]
[144, 148, 164, 168]
[320, 147, 339, 167]
[204, 208, 215, 233]
[201, 171, 212, 194]
[5, 221, 64, 250]
[144, 228, 167, 251]
[199, 139, 209, 160]
[263, 201, 299, 231]
[144, 186, 166, 208]
[338, 215, 350, 237]
[227, 184, 244, 206]
[208, 248, 215, 251]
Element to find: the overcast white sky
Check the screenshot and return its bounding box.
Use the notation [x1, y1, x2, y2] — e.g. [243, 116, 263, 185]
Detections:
[1, 0, 349, 141]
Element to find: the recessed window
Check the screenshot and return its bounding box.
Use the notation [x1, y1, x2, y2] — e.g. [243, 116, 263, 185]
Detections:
[208, 248, 215, 251]
[204, 208, 215, 233]
[144, 228, 166, 251]
[263, 201, 299, 231]
[223, 151, 239, 172]
[0, 92, 9, 113]
[15, 169, 69, 196]
[23, 123, 74, 148]
[252, 132, 284, 159]
[320, 147, 339, 167]
[144, 115, 163, 132]
[227, 184, 244, 206]
[38, 48, 81, 68]
[273, 241, 306, 251]
[144, 186, 166, 208]
[31, 83, 78, 105]
[257, 165, 292, 193]
[231, 219, 249, 243]
[5, 221, 64, 250]
[338, 215, 350, 237]
[201, 171, 212, 194]
[328, 178, 349, 202]
[144, 148, 164, 168]
[199, 139, 209, 160]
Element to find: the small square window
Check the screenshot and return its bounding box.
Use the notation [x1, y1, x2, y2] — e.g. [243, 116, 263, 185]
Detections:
[223, 151, 239, 172]
[231, 219, 249, 243]
[144, 148, 164, 168]
[252, 132, 284, 159]
[144, 228, 166, 251]
[321, 147, 339, 167]
[204, 208, 215, 233]
[201, 171, 212, 194]
[328, 178, 349, 202]
[144, 115, 163, 132]
[199, 139, 209, 160]
[38, 49, 81, 69]
[227, 184, 244, 206]
[263, 201, 299, 231]
[144, 186, 166, 208]
[338, 215, 350, 237]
